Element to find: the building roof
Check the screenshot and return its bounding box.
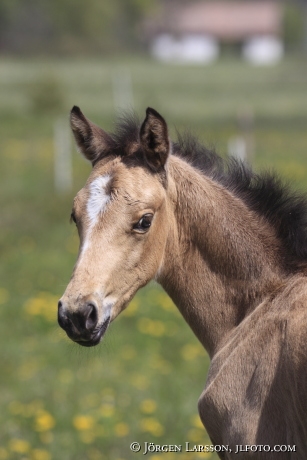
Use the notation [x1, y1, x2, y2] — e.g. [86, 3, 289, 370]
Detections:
[145, 1, 282, 42]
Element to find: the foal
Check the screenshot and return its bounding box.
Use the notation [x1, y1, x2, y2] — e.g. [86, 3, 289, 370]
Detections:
[59, 107, 307, 459]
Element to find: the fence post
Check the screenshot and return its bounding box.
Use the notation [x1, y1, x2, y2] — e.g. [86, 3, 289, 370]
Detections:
[112, 67, 134, 114]
[54, 118, 72, 193]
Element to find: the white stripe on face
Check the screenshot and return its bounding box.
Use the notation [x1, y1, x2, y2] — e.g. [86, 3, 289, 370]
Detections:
[76, 174, 111, 265]
[87, 175, 111, 226]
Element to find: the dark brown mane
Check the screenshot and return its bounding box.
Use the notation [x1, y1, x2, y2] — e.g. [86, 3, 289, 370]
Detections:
[106, 114, 307, 270]
[173, 132, 307, 270]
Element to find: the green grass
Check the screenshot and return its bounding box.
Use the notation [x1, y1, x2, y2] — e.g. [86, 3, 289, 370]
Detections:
[0, 55, 307, 460]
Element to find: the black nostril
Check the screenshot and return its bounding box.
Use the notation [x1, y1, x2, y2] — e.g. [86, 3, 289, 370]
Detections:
[57, 298, 98, 337]
[58, 300, 68, 329]
[85, 303, 98, 331]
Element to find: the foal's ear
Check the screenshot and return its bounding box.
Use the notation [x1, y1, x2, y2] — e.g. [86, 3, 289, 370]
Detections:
[140, 108, 170, 171]
[70, 106, 110, 165]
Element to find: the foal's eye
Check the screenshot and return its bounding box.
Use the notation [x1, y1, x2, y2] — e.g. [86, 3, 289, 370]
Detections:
[133, 214, 153, 232]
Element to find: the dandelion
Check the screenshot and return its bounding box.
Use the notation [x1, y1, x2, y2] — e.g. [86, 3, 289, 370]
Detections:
[32, 448, 51, 460]
[24, 292, 58, 322]
[18, 359, 39, 381]
[195, 453, 212, 459]
[83, 393, 99, 408]
[140, 399, 157, 414]
[187, 427, 204, 443]
[9, 439, 30, 454]
[58, 369, 73, 385]
[181, 343, 204, 361]
[156, 292, 177, 313]
[73, 415, 95, 431]
[88, 448, 105, 460]
[114, 422, 129, 437]
[123, 297, 139, 317]
[101, 387, 115, 397]
[190, 414, 204, 428]
[140, 417, 164, 436]
[130, 373, 149, 391]
[149, 455, 176, 460]
[98, 403, 115, 418]
[34, 410, 55, 432]
[137, 318, 166, 337]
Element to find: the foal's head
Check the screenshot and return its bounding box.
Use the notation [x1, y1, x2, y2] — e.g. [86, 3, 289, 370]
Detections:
[58, 107, 172, 346]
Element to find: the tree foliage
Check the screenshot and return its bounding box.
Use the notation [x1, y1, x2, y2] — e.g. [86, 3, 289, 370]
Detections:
[0, 0, 155, 54]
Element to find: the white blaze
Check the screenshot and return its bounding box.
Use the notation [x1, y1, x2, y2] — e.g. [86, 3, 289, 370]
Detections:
[87, 175, 111, 226]
[73, 174, 115, 323]
[77, 174, 111, 263]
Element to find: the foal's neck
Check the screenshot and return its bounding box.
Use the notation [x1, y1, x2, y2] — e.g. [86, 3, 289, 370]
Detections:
[158, 156, 283, 357]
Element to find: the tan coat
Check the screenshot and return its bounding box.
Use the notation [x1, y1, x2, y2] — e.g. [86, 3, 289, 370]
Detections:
[59, 107, 307, 458]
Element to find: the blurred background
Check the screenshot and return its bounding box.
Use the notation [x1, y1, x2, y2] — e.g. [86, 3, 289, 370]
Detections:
[0, 1, 307, 459]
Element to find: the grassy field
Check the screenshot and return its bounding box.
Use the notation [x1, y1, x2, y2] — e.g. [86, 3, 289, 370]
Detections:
[0, 55, 307, 460]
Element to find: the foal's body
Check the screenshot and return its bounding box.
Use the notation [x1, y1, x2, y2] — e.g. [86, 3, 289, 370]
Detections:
[158, 157, 307, 458]
[59, 107, 307, 458]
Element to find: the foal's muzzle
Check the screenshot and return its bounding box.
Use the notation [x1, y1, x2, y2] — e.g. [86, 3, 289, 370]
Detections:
[58, 299, 110, 347]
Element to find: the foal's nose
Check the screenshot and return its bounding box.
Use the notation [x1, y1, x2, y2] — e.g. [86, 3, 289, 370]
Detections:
[58, 299, 99, 337]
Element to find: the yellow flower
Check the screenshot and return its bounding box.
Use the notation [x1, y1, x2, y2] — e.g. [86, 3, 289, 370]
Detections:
[73, 415, 95, 431]
[181, 343, 205, 361]
[98, 403, 114, 418]
[140, 417, 164, 436]
[195, 453, 212, 459]
[114, 422, 129, 437]
[190, 414, 204, 429]
[58, 369, 73, 385]
[156, 292, 177, 313]
[150, 355, 172, 374]
[137, 318, 166, 337]
[187, 428, 204, 443]
[32, 448, 51, 460]
[24, 292, 58, 322]
[123, 297, 139, 317]
[140, 399, 157, 414]
[9, 439, 30, 454]
[149, 455, 176, 460]
[34, 410, 55, 432]
[87, 448, 105, 460]
[18, 359, 39, 381]
[83, 393, 99, 408]
[130, 374, 149, 391]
